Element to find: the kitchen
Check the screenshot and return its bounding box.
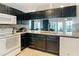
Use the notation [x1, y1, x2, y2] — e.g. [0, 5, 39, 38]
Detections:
[0, 3, 79, 56]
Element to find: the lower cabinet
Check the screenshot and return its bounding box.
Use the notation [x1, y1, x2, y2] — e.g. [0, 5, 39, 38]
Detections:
[46, 36, 59, 54]
[60, 37, 79, 56]
[21, 33, 79, 55]
[29, 34, 59, 55]
[30, 34, 46, 50]
[21, 33, 59, 55]
[21, 33, 32, 50]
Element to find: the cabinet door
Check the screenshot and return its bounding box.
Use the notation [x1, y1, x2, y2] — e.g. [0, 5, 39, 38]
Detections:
[54, 8, 62, 17]
[31, 34, 46, 50]
[0, 4, 6, 13]
[46, 36, 59, 54]
[9, 8, 15, 16]
[0, 39, 6, 55]
[21, 33, 32, 50]
[39, 11, 46, 19]
[30, 12, 36, 19]
[36, 35, 46, 50]
[60, 37, 69, 56]
[30, 34, 38, 48]
[62, 6, 76, 17]
[60, 37, 79, 56]
[17, 15, 23, 24]
[0, 13, 16, 24]
[0, 17, 11, 24]
[11, 16, 16, 24]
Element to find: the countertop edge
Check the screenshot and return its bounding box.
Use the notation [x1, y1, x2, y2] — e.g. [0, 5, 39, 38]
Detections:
[19, 31, 79, 38]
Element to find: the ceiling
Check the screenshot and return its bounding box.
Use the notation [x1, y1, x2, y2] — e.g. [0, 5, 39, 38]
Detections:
[3, 3, 77, 13]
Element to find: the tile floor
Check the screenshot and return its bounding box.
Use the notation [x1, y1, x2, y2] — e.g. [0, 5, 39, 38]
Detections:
[18, 48, 57, 56]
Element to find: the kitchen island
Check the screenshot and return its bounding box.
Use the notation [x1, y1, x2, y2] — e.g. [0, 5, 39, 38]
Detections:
[19, 30, 79, 56]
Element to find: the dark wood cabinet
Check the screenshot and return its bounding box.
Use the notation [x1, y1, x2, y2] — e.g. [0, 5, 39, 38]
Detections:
[45, 9, 53, 18]
[30, 12, 36, 19]
[17, 15, 22, 24]
[21, 33, 60, 55]
[46, 35, 59, 54]
[30, 11, 46, 19]
[38, 11, 47, 19]
[17, 14, 28, 24]
[21, 33, 32, 50]
[29, 34, 59, 55]
[17, 19, 22, 24]
[0, 4, 24, 16]
[0, 4, 6, 13]
[62, 6, 76, 17]
[23, 5, 76, 20]
[0, 4, 76, 21]
[45, 8, 62, 18]
[53, 8, 62, 17]
[30, 34, 46, 50]
[6, 6, 11, 14]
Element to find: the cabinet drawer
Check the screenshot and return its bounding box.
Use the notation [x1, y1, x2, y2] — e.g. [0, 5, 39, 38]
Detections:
[47, 36, 59, 41]
[31, 34, 45, 39]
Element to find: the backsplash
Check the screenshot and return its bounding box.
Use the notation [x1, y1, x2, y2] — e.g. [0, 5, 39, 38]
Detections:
[17, 24, 29, 31]
[18, 17, 79, 33]
[17, 20, 30, 31]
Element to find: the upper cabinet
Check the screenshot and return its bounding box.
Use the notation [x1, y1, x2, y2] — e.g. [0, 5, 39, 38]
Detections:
[45, 8, 62, 18]
[50, 6, 76, 17]
[0, 4, 24, 16]
[53, 8, 62, 17]
[0, 13, 16, 24]
[30, 11, 46, 19]
[62, 6, 76, 17]
[0, 4, 7, 14]
[23, 5, 76, 20]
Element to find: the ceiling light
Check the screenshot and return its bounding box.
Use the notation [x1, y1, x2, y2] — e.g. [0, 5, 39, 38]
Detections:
[30, 9, 36, 12]
[60, 5, 64, 8]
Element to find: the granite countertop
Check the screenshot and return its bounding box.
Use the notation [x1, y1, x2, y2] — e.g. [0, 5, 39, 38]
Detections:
[19, 30, 79, 38]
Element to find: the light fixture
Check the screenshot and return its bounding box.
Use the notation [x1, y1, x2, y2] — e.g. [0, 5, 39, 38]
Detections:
[31, 9, 36, 12]
[60, 5, 64, 8]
